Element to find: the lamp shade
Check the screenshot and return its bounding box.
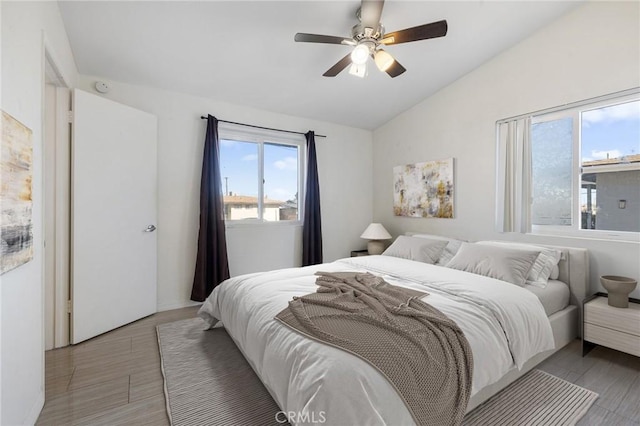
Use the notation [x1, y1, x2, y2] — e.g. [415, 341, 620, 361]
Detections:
[350, 44, 370, 65]
[374, 49, 394, 72]
[348, 62, 367, 78]
[360, 223, 392, 240]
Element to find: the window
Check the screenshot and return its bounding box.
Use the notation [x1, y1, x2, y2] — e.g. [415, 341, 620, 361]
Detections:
[580, 101, 639, 233]
[218, 124, 305, 223]
[497, 90, 640, 240]
[531, 117, 573, 227]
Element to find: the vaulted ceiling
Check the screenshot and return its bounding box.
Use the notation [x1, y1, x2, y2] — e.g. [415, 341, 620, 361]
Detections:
[58, 1, 582, 130]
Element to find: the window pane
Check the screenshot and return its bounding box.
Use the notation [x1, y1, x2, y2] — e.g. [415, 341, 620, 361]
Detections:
[219, 139, 259, 220]
[531, 117, 573, 226]
[581, 100, 640, 232]
[264, 142, 298, 221]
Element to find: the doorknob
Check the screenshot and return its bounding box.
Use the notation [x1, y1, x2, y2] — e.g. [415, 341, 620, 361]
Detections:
[144, 225, 156, 232]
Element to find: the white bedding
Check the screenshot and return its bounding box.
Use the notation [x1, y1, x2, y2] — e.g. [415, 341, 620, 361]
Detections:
[525, 279, 570, 316]
[198, 255, 554, 425]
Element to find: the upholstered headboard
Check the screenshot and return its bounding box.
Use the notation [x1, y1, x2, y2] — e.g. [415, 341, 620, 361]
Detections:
[546, 245, 589, 310]
[404, 233, 590, 312]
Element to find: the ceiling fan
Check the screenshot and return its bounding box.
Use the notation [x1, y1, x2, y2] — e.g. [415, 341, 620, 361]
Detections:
[294, 0, 448, 78]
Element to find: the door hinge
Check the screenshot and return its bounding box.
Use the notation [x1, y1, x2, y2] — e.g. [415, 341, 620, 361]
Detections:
[67, 300, 72, 313]
[68, 111, 73, 123]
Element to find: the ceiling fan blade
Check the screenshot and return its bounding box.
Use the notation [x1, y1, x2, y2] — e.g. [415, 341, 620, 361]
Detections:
[381, 20, 448, 45]
[323, 54, 352, 77]
[385, 60, 406, 78]
[295, 33, 354, 45]
[360, 0, 385, 29]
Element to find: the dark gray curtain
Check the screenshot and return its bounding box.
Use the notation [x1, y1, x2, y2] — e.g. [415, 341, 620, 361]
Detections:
[191, 115, 230, 302]
[302, 131, 323, 266]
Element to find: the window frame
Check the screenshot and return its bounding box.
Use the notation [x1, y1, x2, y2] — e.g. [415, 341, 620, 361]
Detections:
[218, 123, 306, 227]
[528, 91, 640, 242]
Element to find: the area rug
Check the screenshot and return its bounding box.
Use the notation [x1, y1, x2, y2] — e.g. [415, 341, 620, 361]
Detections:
[463, 369, 598, 425]
[157, 318, 285, 425]
[157, 318, 598, 426]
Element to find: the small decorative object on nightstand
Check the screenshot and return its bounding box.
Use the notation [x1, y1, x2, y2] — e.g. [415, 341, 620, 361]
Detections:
[350, 250, 370, 257]
[583, 293, 640, 357]
[360, 223, 392, 255]
[600, 275, 637, 308]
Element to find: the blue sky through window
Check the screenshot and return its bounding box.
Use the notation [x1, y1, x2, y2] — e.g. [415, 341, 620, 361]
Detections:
[219, 139, 298, 202]
[220, 139, 258, 197]
[264, 142, 298, 202]
[581, 100, 640, 163]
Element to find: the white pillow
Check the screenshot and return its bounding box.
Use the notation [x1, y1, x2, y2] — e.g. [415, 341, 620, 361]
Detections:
[476, 241, 562, 288]
[410, 234, 464, 265]
[550, 264, 560, 280]
[445, 242, 540, 286]
[382, 236, 448, 264]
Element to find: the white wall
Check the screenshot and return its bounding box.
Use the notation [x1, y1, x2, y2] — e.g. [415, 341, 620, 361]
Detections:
[1, 1, 78, 424]
[77, 76, 373, 311]
[373, 1, 640, 298]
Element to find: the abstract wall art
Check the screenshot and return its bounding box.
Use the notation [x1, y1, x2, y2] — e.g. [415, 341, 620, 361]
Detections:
[1, 110, 34, 275]
[393, 158, 454, 218]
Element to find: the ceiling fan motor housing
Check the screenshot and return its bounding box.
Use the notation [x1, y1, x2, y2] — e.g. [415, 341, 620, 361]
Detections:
[352, 23, 384, 42]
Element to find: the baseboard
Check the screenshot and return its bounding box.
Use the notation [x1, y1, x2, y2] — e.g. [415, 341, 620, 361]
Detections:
[157, 300, 202, 312]
[23, 390, 45, 425]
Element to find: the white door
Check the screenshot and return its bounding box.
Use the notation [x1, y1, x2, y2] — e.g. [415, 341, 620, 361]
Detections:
[72, 89, 158, 344]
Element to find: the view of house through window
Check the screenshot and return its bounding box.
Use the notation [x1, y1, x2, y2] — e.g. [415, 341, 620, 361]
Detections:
[219, 135, 301, 222]
[531, 96, 640, 234]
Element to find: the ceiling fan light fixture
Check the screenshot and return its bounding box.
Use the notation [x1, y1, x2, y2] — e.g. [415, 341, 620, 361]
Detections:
[350, 44, 370, 65]
[374, 49, 395, 72]
[349, 62, 367, 78]
[295, 0, 449, 78]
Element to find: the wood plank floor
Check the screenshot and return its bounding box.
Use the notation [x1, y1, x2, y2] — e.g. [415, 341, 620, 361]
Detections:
[538, 340, 640, 425]
[38, 307, 640, 425]
[37, 306, 199, 425]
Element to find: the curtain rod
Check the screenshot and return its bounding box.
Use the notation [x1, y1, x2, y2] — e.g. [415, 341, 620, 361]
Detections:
[200, 116, 326, 138]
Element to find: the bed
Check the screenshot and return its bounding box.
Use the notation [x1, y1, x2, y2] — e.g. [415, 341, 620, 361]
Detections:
[198, 242, 588, 425]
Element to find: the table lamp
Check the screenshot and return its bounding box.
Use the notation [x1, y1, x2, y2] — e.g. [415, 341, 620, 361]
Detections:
[360, 223, 392, 255]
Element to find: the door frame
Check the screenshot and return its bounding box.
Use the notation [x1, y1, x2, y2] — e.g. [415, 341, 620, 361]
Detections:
[43, 42, 71, 348]
[53, 86, 71, 348]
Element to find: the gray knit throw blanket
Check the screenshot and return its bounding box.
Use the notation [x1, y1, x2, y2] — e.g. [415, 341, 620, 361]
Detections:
[275, 271, 473, 426]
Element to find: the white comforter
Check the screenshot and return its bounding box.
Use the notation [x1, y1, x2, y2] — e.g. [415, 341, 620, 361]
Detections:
[199, 255, 554, 425]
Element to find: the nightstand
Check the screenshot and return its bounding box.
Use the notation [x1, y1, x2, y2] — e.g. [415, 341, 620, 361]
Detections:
[350, 250, 370, 257]
[583, 294, 640, 357]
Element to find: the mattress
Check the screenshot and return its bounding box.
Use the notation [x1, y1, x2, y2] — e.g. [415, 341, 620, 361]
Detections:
[525, 279, 570, 316]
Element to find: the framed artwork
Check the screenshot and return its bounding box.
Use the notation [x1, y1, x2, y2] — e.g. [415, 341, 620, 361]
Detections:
[393, 158, 454, 218]
[1, 110, 34, 274]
